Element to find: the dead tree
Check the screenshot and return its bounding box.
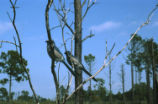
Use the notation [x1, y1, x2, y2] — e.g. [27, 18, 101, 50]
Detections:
[121, 64, 126, 104]
[7, 0, 39, 103]
[151, 39, 157, 104]
[106, 42, 115, 104]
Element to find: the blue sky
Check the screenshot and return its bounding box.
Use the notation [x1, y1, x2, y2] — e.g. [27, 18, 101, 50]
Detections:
[0, 0, 158, 99]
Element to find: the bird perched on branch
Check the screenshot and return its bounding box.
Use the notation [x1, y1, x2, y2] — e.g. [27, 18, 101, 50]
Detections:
[64, 51, 97, 82]
[46, 40, 76, 77]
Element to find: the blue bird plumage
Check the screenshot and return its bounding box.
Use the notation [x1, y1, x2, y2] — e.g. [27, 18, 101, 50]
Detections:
[65, 51, 97, 82]
[46, 40, 76, 77]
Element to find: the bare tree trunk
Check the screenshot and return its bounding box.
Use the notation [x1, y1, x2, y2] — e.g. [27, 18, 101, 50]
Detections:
[138, 71, 141, 84]
[121, 64, 126, 104]
[9, 74, 12, 103]
[138, 66, 141, 104]
[74, 0, 83, 104]
[131, 62, 134, 104]
[89, 64, 92, 104]
[109, 63, 112, 104]
[146, 67, 151, 104]
[135, 69, 138, 84]
[156, 78, 158, 104]
[151, 40, 157, 104]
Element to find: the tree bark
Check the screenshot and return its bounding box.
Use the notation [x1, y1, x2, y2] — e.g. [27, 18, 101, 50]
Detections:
[146, 67, 151, 104]
[89, 63, 92, 104]
[121, 64, 126, 104]
[156, 78, 158, 104]
[74, 0, 83, 104]
[109, 63, 112, 104]
[135, 69, 138, 84]
[9, 74, 12, 103]
[131, 62, 134, 103]
[51, 60, 60, 104]
[151, 41, 157, 104]
[138, 70, 141, 84]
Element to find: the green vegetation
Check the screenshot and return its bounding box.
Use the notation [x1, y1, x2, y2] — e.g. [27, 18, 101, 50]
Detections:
[0, 82, 152, 104]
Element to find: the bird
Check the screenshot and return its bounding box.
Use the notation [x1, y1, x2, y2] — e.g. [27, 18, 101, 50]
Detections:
[46, 40, 76, 77]
[64, 51, 97, 82]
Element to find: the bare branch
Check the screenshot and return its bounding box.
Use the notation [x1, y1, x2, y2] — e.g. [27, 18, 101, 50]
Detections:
[65, 4, 158, 101]
[71, 35, 74, 53]
[51, 25, 61, 31]
[13, 36, 18, 51]
[0, 40, 19, 48]
[82, 33, 94, 42]
[62, 72, 73, 104]
[53, 3, 75, 35]
[105, 43, 115, 60]
[81, 0, 87, 8]
[51, 60, 60, 104]
[59, 15, 67, 52]
[8, 0, 38, 103]
[82, 0, 96, 20]
[45, 0, 54, 41]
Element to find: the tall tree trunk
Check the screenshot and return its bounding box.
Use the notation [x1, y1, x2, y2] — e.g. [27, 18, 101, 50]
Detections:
[146, 67, 151, 104]
[9, 74, 12, 103]
[121, 64, 126, 104]
[74, 0, 83, 104]
[89, 63, 92, 104]
[131, 62, 134, 103]
[156, 78, 158, 104]
[135, 69, 138, 84]
[151, 41, 157, 104]
[138, 67, 142, 104]
[138, 71, 141, 84]
[109, 63, 112, 104]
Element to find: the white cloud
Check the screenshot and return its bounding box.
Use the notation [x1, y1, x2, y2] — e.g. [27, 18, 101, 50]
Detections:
[0, 22, 12, 35]
[90, 21, 121, 32]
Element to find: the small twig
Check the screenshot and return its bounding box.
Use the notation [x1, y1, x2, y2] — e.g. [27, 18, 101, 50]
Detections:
[105, 43, 115, 60]
[59, 37, 71, 48]
[71, 35, 74, 53]
[53, 3, 75, 35]
[81, 0, 87, 8]
[13, 36, 18, 51]
[0, 40, 19, 48]
[51, 25, 61, 31]
[82, 33, 94, 42]
[82, 0, 96, 20]
[58, 12, 67, 52]
[58, 63, 61, 87]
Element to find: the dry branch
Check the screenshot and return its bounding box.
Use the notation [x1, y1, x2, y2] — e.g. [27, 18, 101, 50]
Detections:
[0, 40, 19, 48]
[82, 33, 94, 42]
[82, 0, 96, 20]
[53, 3, 75, 35]
[45, 0, 53, 41]
[8, 0, 39, 103]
